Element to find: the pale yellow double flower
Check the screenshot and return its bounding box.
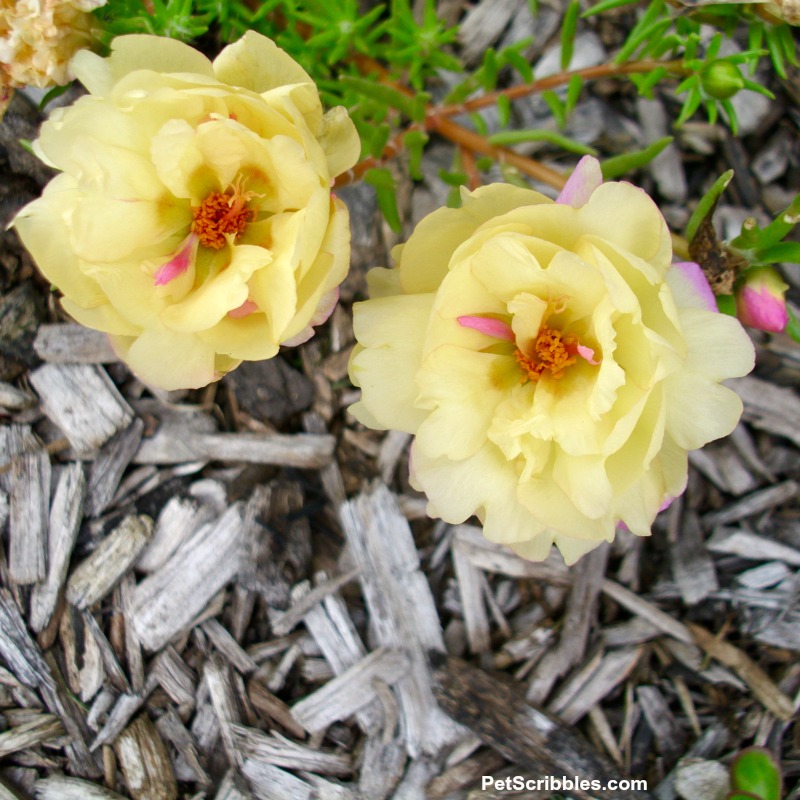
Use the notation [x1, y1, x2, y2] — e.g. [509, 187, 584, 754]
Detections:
[14, 32, 360, 389]
[349, 158, 754, 562]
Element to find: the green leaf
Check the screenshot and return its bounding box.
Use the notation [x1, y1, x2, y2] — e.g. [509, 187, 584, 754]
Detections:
[582, 0, 639, 17]
[38, 83, 72, 110]
[755, 241, 800, 264]
[729, 748, 781, 800]
[541, 90, 566, 128]
[634, 65, 666, 98]
[481, 48, 498, 92]
[363, 168, 402, 233]
[741, 192, 800, 250]
[339, 75, 420, 119]
[565, 74, 583, 114]
[561, 0, 580, 69]
[614, 0, 669, 65]
[446, 185, 464, 208]
[404, 130, 429, 181]
[505, 48, 533, 83]
[720, 98, 739, 135]
[497, 94, 512, 128]
[488, 129, 597, 156]
[600, 137, 673, 180]
[470, 112, 489, 138]
[786, 306, 800, 345]
[439, 169, 469, 187]
[764, 26, 787, 79]
[686, 169, 734, 245]
[717, 293, 736, 316]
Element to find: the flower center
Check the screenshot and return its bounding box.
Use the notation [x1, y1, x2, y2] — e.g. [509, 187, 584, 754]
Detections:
[515, 326, 578, 381]
[191, 181, 258, 249]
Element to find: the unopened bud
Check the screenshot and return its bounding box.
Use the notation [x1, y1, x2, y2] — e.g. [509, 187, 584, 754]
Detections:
[701, 60, 745, 100]
[736, 266, 789, 333]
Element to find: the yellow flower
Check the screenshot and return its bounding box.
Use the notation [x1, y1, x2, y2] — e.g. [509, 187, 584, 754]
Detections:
[0, 0, 106, 90]
[14, 32, 360, 389]
[349, 157, 754, 564]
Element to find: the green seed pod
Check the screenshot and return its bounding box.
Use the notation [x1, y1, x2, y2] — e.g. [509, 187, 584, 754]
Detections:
[700, 60, 746, 100]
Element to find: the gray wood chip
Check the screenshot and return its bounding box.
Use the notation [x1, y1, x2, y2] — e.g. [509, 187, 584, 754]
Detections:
[136, 494, 216, 574]
[8, 450, 50, 584]
[134, 430, 334, 469]
[547, 647, 643, 725]
[706, 527, 800, 565]
[33, 776, 127, 799]
[130, 503, 244, 652]
[154, 708, 210, 787]
[67, 515, 153, 610]
[231, 725, 352, 777]
[637, 685, 686, 763]
[241, 760, 312, 800]
[33, 324, 118, 364]
[528, 546, 609, 703]
[0, 715, 64, 758]
[339, 484, 465, 756]
[205, 658, 243, 769]
[433, 656, 652, 800]
[114, 714, 178, 800]
[452, 538, 491, 655]
[728, 376, 800, 448]
[30, 462, 85, 631]
[291, 647, 409, 735]
[29, 364, 134, 456]
[86, 418, 144, 517]
[667, 503, 718, 606]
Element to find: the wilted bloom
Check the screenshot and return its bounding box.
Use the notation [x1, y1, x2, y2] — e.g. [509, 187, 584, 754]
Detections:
[735, 266, 789, 333]
[349, 157, 754, 564]
[0, 0, 105, 91]
[14, 32, 360, 389]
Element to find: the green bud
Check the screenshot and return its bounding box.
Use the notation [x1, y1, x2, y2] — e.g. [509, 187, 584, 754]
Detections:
[700, 60, 746, 100]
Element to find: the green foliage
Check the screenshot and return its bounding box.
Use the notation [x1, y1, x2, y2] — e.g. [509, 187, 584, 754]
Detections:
[730, 192, 800, 265]
[686, 170, 734, 245]
[89, 0, 797, 234]
[488, 130, 597, 156]
[96, 0, 211, 41]
[599, 137, 673, 179]
[583, 0, 793, 128]
[561, 0, 581, 69]
[363, 168, 402, 233]
[727, 749, 781, 800]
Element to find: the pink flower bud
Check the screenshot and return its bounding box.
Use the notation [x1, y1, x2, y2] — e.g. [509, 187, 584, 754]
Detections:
[736, 266, 789, 333]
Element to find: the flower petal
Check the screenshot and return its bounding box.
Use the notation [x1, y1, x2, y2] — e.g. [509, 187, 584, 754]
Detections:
[556, 155, 603, 208]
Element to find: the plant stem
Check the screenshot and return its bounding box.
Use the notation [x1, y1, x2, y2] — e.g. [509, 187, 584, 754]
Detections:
[335, 58, 689, 192]
[433, 59, 687, 118]
[429, 115, 568, 188]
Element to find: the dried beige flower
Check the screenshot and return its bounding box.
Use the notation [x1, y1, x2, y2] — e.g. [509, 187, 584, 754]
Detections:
[0, 0, 106, 90]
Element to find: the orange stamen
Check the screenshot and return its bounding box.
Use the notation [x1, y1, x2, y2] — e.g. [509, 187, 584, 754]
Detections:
[191, 180, 259, 249]
[515, 326, 578, 381]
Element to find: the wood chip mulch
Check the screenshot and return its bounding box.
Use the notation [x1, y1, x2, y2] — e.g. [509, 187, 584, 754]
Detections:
[1, 5, 800, 799]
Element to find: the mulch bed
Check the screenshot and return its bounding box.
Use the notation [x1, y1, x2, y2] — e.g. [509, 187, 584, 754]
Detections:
[1, 3, 799, 799]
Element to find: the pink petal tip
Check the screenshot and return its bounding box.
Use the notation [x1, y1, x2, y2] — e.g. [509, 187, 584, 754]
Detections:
[457, 315, 515, 341]
[227, 298, 259, 319]
[154, 234, 198, 287]
[556, 155, 603, 208]
[673, 261, 717, 313]
[576, 344, 600, 365]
